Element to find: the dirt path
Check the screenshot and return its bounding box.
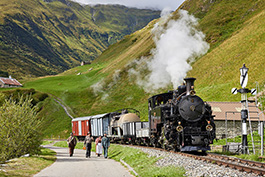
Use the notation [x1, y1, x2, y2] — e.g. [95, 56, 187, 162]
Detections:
[34, 145, 134, 177]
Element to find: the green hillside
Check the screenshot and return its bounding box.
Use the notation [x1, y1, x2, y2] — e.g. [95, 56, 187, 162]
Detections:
[3, 0, 265, 138]
[183, 0, 265, 101]
[0, 0, 160, 79]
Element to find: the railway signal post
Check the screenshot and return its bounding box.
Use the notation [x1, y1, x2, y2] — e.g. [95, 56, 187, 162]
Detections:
[231, 64, 256, 154]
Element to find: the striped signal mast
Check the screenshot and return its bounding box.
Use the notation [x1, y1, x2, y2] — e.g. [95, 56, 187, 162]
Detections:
[239, 64, 249, 154]
[231, 64, 256, 154]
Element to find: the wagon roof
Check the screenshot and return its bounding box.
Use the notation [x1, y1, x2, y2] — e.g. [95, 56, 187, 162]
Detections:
[72, 113, 110, 121]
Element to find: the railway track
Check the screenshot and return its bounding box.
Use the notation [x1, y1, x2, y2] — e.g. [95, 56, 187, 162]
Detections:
[126, 144, 265, 176]
[181, 152, 265, 176]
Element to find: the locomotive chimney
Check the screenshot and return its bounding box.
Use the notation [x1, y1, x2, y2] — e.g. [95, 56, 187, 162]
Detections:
[184, 77, 196, 95]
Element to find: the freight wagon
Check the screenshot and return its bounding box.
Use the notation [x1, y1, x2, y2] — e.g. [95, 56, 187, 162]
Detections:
[72, 113, 111, 140]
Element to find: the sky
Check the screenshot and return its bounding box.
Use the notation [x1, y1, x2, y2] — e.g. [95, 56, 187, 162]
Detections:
[72, 0, 186, 11]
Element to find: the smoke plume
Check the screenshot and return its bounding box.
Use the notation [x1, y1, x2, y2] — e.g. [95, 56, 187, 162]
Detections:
[129, 9, 209, 93]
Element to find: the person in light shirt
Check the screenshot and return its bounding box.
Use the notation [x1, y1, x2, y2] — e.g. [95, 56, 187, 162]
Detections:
[95, 136, 102, 157]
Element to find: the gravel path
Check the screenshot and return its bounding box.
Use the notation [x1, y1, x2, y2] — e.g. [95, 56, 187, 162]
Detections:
[131, 146, 263, 177]
[34, 145, 134, 177]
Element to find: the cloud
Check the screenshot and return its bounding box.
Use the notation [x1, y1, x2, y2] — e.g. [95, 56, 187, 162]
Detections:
[72, 0, 186, 10]
[128, 9, 209, 93]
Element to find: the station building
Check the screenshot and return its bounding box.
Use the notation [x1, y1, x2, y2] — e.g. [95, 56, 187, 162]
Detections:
[208, 102, 265, 139]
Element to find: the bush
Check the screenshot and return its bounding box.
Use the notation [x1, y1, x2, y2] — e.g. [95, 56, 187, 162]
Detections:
[0, 95, 43, 163]
[2, 89, 49, 107]
[32, 92, 49, 105]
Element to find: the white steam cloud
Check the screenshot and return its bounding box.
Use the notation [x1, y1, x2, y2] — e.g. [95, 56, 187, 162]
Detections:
[129, 9, 209, 93]
[72, 0, 185, 10]
[90, 70, 121, 99]
[91, 79, 105, 96]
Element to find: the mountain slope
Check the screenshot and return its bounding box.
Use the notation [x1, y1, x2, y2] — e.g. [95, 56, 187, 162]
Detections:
[0, 0, 160, 78]
[189, 7, 265, 101]
[181, 0, 265, 101]
[13, 0, 265, 138]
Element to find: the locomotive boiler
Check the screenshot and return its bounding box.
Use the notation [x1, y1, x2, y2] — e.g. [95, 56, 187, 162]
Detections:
[148, 77, 216, 151]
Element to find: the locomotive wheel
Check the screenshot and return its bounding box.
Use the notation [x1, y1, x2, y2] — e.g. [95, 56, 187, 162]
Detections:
[130, 140, 135, 145]
[153, 143, 157, 148]
[175, 146, 181, 152]
[162, 144, 168, 150]
[137, 140, 142, 146]
[153, 142, 161, 148]
[144, 139, 151, 147]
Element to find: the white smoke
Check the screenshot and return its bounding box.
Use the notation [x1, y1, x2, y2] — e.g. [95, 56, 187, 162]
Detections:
[91, 79, 110, 100]
[129, 9, 209, 93]
[90, 69, 121, 100]
[91, 79, 105, 96]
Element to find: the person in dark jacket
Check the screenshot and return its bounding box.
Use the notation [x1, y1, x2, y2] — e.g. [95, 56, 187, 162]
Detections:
[101, 133, 110, 159]
[84, 132, 93, 158]
[67, 133, 77, 157]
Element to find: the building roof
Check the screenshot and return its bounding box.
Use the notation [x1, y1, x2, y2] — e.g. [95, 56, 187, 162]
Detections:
[208, 102, 265, 121]
[0, 77, 22, 86]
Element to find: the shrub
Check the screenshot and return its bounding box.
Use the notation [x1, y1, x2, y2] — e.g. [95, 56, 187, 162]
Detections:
[32, 92, 49, 102]
[0, 95, 43, 163]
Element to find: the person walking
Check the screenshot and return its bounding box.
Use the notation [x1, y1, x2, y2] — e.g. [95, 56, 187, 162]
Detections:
[102, 133, 110, 159]
[95, 136, 102, 157]
[67, 133, 77, 157]
[84, 132, 93, 158]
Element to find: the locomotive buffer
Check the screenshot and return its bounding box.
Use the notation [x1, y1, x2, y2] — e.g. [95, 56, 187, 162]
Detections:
[231, 64, 257, 154]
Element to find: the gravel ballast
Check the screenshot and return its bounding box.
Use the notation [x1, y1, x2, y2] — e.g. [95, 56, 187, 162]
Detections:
[131, 146, 262, 177]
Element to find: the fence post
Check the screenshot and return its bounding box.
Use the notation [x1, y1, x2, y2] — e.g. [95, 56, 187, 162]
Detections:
[261, 122, 264, 156]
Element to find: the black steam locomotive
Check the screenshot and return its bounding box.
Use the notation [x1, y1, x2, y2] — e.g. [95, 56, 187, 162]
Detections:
[148, 77, 216, 151]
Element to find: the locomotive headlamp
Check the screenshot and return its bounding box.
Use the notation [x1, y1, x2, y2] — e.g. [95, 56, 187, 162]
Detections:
[176, 125, 183, 132]
[176, 121, 183, 132]
[206, 124, 213, 131]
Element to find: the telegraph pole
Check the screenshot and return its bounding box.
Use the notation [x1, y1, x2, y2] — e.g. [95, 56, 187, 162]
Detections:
[232, 64, 256, 154]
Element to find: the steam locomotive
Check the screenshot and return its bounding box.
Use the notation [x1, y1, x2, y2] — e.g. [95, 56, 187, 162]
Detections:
[72, 77, 216, 152]
[147, 77, 216, 151]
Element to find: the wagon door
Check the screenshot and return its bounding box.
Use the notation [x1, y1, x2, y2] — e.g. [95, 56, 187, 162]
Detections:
[102, 117, 110, 135]
[81, 120, 86, 136]
[72, 121, 79, 136]
[85, 120, 91, 135]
